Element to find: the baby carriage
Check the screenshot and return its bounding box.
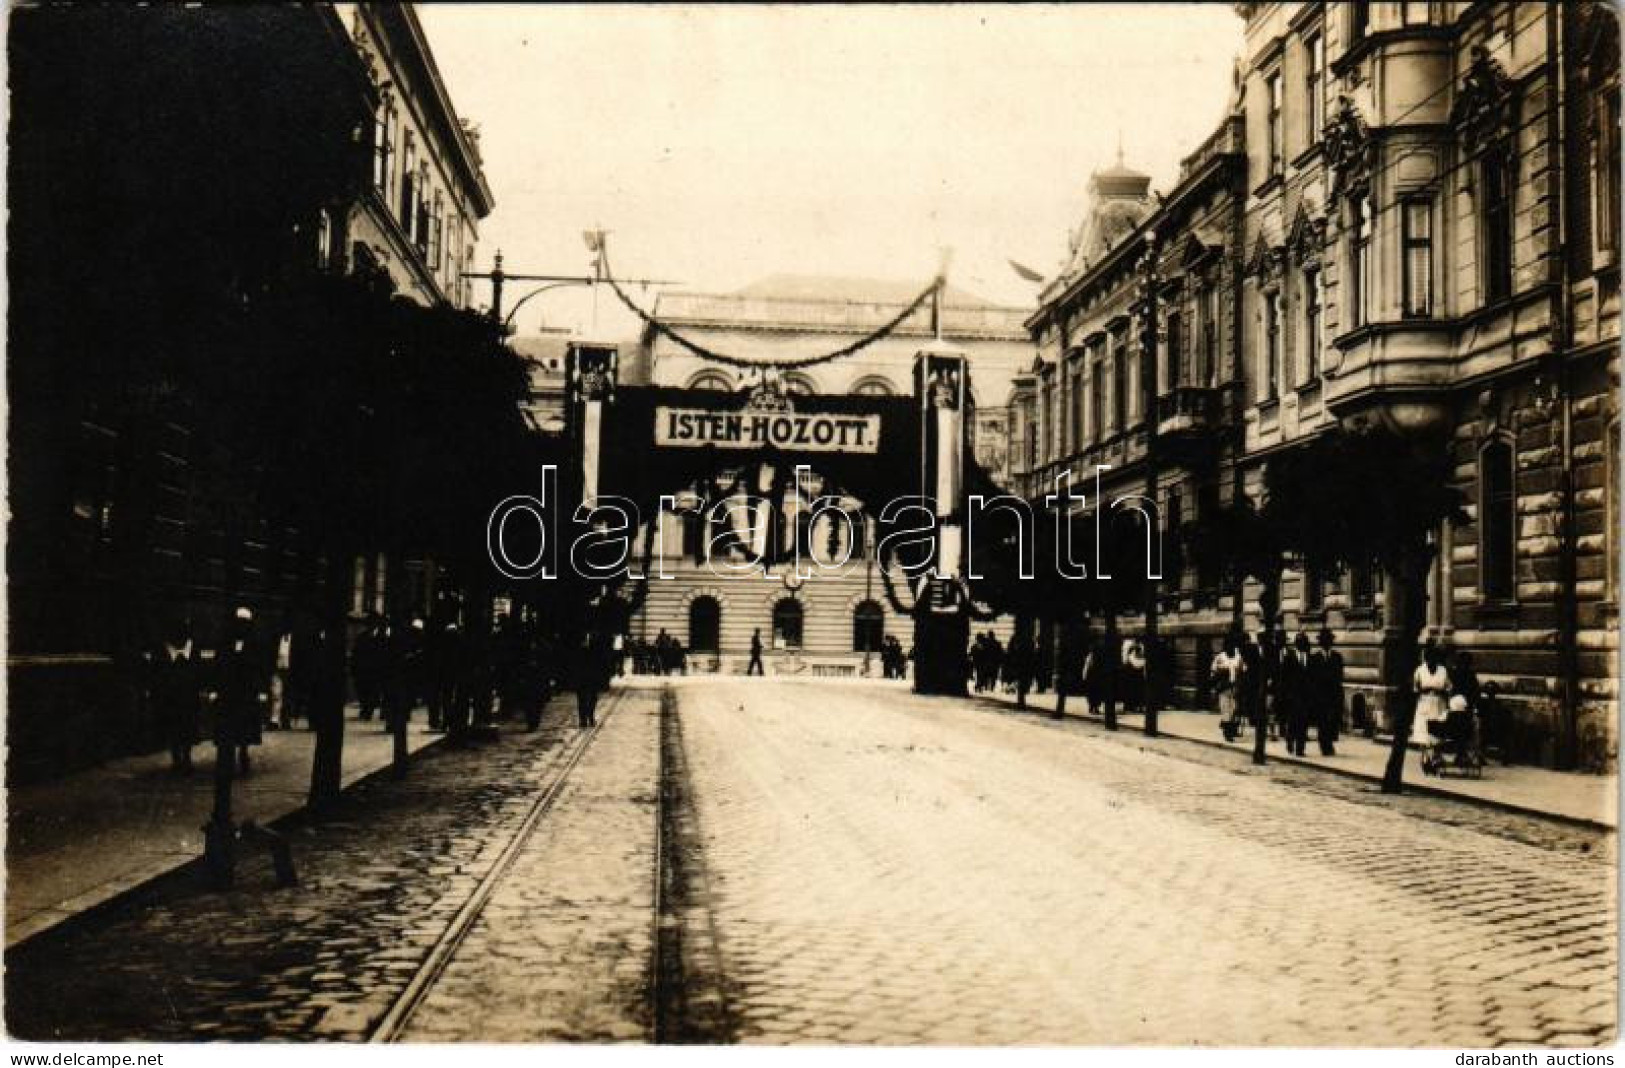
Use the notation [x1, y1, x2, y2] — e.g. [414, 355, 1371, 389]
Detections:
[1420, 695, 1486, 778]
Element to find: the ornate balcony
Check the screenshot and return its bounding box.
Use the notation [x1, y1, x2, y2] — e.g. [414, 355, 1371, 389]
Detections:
[1156, 386, 1222, 434]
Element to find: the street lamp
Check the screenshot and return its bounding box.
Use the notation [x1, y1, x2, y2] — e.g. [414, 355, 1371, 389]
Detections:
[461, 250, 675, 332]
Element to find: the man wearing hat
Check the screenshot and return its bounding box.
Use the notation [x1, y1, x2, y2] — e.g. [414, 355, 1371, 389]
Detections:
[213, 606, 268, 775]
[1309, 628, 1345, 756]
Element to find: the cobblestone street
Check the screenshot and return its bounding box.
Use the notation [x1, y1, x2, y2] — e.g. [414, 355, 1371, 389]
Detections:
[5, 678, 1616, 1046]
[676, 679, 1617, 1047]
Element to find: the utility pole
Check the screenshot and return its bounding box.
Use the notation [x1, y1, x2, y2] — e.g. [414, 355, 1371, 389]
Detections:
[1138, 231, 1161, 738]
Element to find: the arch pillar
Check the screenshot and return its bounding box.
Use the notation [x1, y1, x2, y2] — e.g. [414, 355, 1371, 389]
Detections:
[912, 341, 971, 695]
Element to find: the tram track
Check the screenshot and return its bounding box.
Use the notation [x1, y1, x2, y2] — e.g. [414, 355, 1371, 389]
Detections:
[366, 693, 623, 1043]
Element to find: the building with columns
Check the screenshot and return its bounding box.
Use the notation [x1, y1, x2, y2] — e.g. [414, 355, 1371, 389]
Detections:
[622, 275, 1032, 674]
[1011, 1, 1620, 769]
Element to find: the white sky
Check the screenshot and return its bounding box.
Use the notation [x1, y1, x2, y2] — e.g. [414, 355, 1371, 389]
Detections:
[417, 4, 1244, 339]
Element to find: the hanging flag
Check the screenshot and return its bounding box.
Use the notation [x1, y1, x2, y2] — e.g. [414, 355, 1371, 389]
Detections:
[1008, 259, 1045, 284]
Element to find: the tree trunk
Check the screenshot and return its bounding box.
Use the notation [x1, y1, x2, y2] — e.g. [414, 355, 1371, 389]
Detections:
[1102, 611, 1119, 731]
[1380, 544, 1434, 793]
[1251, 570, 1280, 767]
[306, 548, 351, 810]
[1052, 620, 1070, 720]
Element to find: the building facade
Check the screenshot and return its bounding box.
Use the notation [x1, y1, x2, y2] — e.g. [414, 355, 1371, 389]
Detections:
[1011, 1, 1620, 769]
[7, 3, 492, 778]
[625, 275, 1032, 674]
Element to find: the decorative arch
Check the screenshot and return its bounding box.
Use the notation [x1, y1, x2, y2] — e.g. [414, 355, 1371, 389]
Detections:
[685, 370, 735, 392]
[780, 371, 818, 395]
[770, 596, 804, 649]
[851, 598, 885, 653]
[687, 594, 722, 653]
[851, 375, 898, 397]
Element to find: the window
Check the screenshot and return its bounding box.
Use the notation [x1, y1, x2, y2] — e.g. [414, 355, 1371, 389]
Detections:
[1025, 420, 1038, 471]
[1303, 267, 1322, 380]
[1198, 283, 1218, 386]
[1351, 1, 1369, 40]
[1071, 368, 1086, 451]
[688, 597, 721, 653]
[372, 103, 394, 195]
[1267, 72, 1284, 176]
[1592, 89, 1620, 262]
[1165, 308, 1183, 390]
[772, 598, 804, 649]
[686, 371, 734, 392]
[852, 600, 884, 653]
[400, 134, 417, 233]
[1165, 490, 1184, 590]
[1263, 291, 1282, 400]
[1350, 559, 1375, 608]
[1480, 148, 1514, 305]
[1479, 436, 1516, 602]
[1112, 338, 1129, 430]
[781, 373, 817, 395]
[1091, 364, 1105, 442]
[1306, 33, 1325, 144]
[1402, 2, 1430, 25]
[429, 193, 444, 271]
[415, 167, 431, 257]
[315, 208, 333, 270]
[1196, 482, 1221, 589]
[1350, 194, 1373, 327]
[852, 376, 895, 396]
[1402, 198, 1433, 317]
[1303, 567, 1324, 613]
[848, 513, 868, 559]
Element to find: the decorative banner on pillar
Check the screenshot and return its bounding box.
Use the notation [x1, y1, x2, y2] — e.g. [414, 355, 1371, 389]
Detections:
[654, 407, 882, 453]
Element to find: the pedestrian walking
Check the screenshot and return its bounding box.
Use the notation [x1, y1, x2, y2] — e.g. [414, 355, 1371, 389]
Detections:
[269, 626, 294, 730]
[1411, 641, 1450, 747]
[352, 614, 386, 722]
[213, 606, 267, 776]
[1238, 636, 1265, 740]
[1211, 632, 1243, 741]
[1122, 638, 1146, 715]
[1281, 632, 1313, 756]
[573, 628, 614, 729]
[1477, 680, 1512, 765]
[1005, 628, 1035, 708]
[1448, 649, 1482, 718]
[1310, 628, 1344, 756]
[148, 619, 201, 773]
[747, 628, 765, 676]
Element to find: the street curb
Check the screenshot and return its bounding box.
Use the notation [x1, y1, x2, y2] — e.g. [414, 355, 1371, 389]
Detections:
[977, 694, 1616, 834]
[4, 727, 455, 954]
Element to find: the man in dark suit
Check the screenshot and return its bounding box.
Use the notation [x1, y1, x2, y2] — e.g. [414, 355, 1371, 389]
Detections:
[149, 619, 201, 773]
[1310, 628, 1344, 756]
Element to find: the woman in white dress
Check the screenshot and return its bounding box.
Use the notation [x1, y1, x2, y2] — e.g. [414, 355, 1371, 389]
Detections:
[1210, 636, 1243, 739]
[1411, 643, 1451, 746]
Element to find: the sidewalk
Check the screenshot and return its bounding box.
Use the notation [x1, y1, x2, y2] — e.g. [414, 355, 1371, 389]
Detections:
[984, 689, 1619, 829]
[5, 710, 442, 948]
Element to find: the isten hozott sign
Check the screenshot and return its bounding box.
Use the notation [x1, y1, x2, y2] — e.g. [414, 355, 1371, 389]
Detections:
[654, 407, 881, 454]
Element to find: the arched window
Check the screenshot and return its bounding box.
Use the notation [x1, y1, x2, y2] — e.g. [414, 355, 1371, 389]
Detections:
[781, 373, 817, 396]
[852, 600, 884, 653]
[688, 596, 721, 653]
[686, 371, 734, 392]
[1479, 435, 1516, 602]
[852, 376, 896, 397]
[771, 598, 803, 649]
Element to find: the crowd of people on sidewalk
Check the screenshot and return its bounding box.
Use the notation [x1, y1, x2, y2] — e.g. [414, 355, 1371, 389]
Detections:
[968, 625, 1514, 769]
[140, 605, 629, 774]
